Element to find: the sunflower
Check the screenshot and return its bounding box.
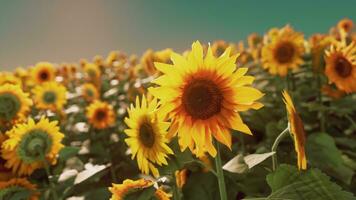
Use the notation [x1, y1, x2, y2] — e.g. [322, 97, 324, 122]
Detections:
[81, 83, 100, 102]
[337, 18, 354, 33]
[325, 42, 356, 93]
[309, 34, 334, 72]
[31, 62, 56, 84]
[32, 82, 67, 111]
[84, 63, 101, 80]
[149, 41, 264, 157]
[0, 133, 13, 181]
[211, 40, 236, 57]
[282, 90, 307, 170]
[155, 187, 171, 200]
[1, 117, 64, 176]
[86, 100, 115, 129]
[141, 48, 173, 76]
[0, 178, 39, 200]
[109, 179, 153, 200]
[0, 72, 22, 85]
[262, 25, 305, 76]
[0, 84, 32, 123]
[124, 95, 173, 177]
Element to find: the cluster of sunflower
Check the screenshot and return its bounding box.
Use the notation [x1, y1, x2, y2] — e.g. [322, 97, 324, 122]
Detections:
[0, 18, 356, 200]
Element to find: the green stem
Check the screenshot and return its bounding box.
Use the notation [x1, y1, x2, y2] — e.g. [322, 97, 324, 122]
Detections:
[271, 126, 290, 171]
[38, 148, 59, 200]
[316, 74, 325, 132]
[345, 114, 356, 130]
[214, 140, 227, 200]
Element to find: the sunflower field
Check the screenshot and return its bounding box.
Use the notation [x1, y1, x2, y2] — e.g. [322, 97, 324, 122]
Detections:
[0, 18, 356, 200]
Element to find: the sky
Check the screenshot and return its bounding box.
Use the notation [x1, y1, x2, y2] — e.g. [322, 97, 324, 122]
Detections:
[0, 0, 355, 70]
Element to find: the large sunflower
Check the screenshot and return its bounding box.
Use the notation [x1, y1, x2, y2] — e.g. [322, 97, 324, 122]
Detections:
[109, 179, 153, 200]
[86, 100, 115, 129]
[149, 41, 264, 157]
[325, 42, 356, 93]
[262, 25, 305, 76]
[31, 62, 56, 84]
[282, 91, 307, 170]
[1, 117, 64, 176]
[32, 82, 67, 111]
[124, 95, 173, 177]
[0, 178, 39, 200]
[0, 84, 32, 123]
[81, 83, 100, 102]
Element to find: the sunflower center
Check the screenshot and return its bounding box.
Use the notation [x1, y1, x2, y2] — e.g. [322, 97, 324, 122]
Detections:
[17, 129, 52, 163]
[95, 109, 107, 121]
[335, 57, 352, 78]
[138, 122, 155, 148]
[0, 93, 21, 120]
[43, 91, 57, 104]
[182, 79, 223, 120]
[86, 89, 94, 97]
[88, 69, 96, 78]
[275, 42, 295, 63]
[0, 186, 30, 200]
[39, 70, 49, 81]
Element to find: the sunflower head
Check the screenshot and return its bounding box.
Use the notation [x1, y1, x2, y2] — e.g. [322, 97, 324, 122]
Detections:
[325, 42, 356, 93]
[86, 100, 115, 129]
[106, 51, 121, 66]
[282, 90, 307, 170]
[31, 62, 56, 84]
[247, 33, 263, 50]
[109, 179, 153, 200]
[337, 18, 354, 33]
[0, 72, 22, 86]
[309, 34, 334, 72]
[81, 83, 100, 102]
[124, 95, 173, 177]
[262, 25, 305, 76]
[0, 84, 32, 123]
[0, 178, 39, 200]
[149, 41, 264, 157]
[93, 55, 104, 67]
[84, 63, 101, 80]
[1, 117, 64, 176]
[211, 40, 236, 57]
[32, 82, 67, 111]
[141, 49, 173, 76]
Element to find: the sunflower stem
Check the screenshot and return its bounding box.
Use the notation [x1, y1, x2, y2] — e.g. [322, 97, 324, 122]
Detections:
[271, 126, 290, 171]
[38, 147, 59, 200]
[214, 140, 228, 200]
[316, 73, 326, 132]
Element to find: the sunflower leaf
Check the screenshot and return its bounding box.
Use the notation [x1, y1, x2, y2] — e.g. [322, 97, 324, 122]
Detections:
[306, 132, 354, 184]
[244, 164, 356, 200]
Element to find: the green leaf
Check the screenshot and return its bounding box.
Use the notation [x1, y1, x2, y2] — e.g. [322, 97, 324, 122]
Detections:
[306, 132, 354, 184]
[247, 164, 356, 200]
[59, 146, 80, 161]
[182, 172, 237, 200]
